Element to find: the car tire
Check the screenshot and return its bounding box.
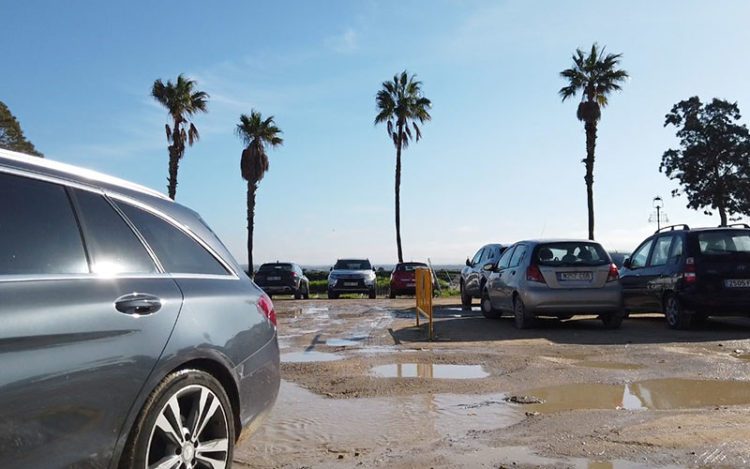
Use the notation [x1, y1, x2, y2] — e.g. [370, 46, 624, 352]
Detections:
[601, 311, 625, 329]
[294, 287, 303, 300]
[327, 291, 338, 300]
[664, 293, 693, 330]
[480, 288, 502, 319]
[119, 369, 235, 469]
[369, 289, 377, 299]
[460, 282, 472, 309]
[303, 284, 310, 300]
[389, 290, 396, 299]
[513, 296, 534, 329]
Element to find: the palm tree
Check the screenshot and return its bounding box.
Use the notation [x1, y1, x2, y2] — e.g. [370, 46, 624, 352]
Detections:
[560, 44, 628, 240]
[375, 71, 432, 263]
[151, 74, 209, 200]
[236, 110, 283, 275]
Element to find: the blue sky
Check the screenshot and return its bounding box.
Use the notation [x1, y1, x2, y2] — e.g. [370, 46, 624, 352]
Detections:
[3, 0, 749, 265]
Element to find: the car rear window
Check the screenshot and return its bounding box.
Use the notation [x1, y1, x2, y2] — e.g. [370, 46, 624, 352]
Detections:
[697, 230, 750, 255]
[396, 263, 426, 271]
[535, 242, 610, 267]
[258, 263, 293, 272]
[334, 260, 372, 270]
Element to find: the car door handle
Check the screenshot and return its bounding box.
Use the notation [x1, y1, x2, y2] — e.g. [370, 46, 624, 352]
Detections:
[114, 293, 162, 315]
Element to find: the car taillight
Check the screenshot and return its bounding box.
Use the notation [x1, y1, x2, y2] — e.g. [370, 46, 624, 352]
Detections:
[683, 257, 697, 284]
[607, 263, 619, 282]
[526, 264, 546, 284]
[257, 294, 276, 326]
[290, 271, 297, 278]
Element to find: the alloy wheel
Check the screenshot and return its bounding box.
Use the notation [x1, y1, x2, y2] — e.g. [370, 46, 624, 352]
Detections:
[145, 384, 230, 469]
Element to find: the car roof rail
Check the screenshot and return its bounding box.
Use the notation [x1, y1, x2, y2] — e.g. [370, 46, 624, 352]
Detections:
[655, 224, 690, 234]
[723, 223, 750, 229]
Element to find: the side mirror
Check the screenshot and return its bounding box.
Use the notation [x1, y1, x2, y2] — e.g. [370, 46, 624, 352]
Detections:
[623, 258, 632, 269]
[482, 262, 496, 272]
[329, 267, 333, 271]
[372, 267, 377, 272]
[466, 258, 472, 267]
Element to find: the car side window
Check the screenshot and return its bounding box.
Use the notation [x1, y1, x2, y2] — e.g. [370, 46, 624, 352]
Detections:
[0, 173, 89, 275]
[73, 189, 158, 275]
[471, 248, 484, 266]
[649, 236, 673, 267]
[497, 246, 515, 270]
[630, 239, 654, 269]
[118, 202, 229, 276]
[668, 236, 684, 264]
[509, 245, 527, 268]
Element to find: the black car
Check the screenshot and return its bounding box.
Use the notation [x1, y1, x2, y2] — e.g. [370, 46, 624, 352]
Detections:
[0, 149, 280, 467]
[620, 224, 750, 329]
[460, 243, 507, 308]
[254, 262, 310, 299]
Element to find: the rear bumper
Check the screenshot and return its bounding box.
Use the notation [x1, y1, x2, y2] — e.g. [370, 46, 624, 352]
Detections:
[259, 284, 295, 294]
[521, 283, 622, 315]
[679, 291, 750, 316]
[236, 332, 280, 436]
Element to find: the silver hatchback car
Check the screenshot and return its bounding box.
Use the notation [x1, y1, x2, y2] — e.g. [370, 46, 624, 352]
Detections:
[481, 239, 624, 329]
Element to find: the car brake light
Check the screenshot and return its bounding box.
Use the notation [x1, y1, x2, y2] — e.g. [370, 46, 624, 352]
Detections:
[257, 294, 277, 326]
[526, 264, 546, 283]
[683, 257, 696, 284]
[607, 263, 619, 282]
[290, 271, 297, 278]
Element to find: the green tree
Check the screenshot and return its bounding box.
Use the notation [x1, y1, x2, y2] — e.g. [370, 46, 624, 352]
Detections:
[236, 110, 283, 275]
[151, 74, 208, 200]
[375, 71, 432, 263]
[661, 97, 750, 226]
[560, 43, 628, 240]
[0, 101, 43, 157]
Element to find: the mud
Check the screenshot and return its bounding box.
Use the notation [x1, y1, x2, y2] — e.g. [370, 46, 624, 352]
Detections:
[235, 298, 750, 468]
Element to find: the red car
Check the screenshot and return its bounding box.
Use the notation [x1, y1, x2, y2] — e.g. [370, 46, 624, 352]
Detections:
[389, 262, 429, 298]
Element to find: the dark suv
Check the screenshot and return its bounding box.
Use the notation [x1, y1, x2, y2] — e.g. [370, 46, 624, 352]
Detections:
[460, 243, 507, 307]
[0, 150, 280, 467]
[620, 224, 750, 329]
[254, 262, 310, 299]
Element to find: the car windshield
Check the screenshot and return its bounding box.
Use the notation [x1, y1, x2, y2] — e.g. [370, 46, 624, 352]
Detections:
[536, 242, 610, 267]
[698, 230, 750, 255]
[258, 263, 293, 272]
[396, 262, 426, 271]
[334, 260, 372, 270]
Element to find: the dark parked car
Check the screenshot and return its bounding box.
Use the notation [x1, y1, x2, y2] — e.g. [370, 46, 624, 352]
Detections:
[327, 258, 377, 299]
[389, 261, 428, 298]
[620, 224, 750, 329]
[482, 239, 623, 328]
[0, 149, 280, 468]
[255, 262, 310, 299]
[460, 243, 507, 307]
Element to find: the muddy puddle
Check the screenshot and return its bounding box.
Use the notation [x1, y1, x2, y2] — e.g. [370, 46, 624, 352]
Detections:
[237, 381, 520, 459]
[372, 363, 489, 379]
[517, 378, 750, 413]
[280, 351, 343, 363]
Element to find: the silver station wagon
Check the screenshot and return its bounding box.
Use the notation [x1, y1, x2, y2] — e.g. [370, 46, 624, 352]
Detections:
[480, 239, 624, 329]
[0, 149, 280, 468]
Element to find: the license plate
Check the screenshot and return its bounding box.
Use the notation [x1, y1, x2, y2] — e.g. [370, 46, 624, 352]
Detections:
[268, 276, 281, 281]
[558, 272, 593, 281]
[725, 279, 750, 288]
[406, 283, 416, 287]
[344, 282, 358, 287]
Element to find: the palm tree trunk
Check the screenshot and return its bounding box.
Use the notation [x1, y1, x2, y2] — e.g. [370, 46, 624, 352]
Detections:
[167, 145, 179, 200]
[247, 181, 257, 277]
[584, 119, 597, 240]
[395, 133, 404, 263]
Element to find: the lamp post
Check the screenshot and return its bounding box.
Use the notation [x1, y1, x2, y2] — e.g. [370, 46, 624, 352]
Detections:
[649, 196, 667, 230]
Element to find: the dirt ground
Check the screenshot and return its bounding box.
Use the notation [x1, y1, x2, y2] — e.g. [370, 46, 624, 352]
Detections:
[234, 297, 750, 468]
